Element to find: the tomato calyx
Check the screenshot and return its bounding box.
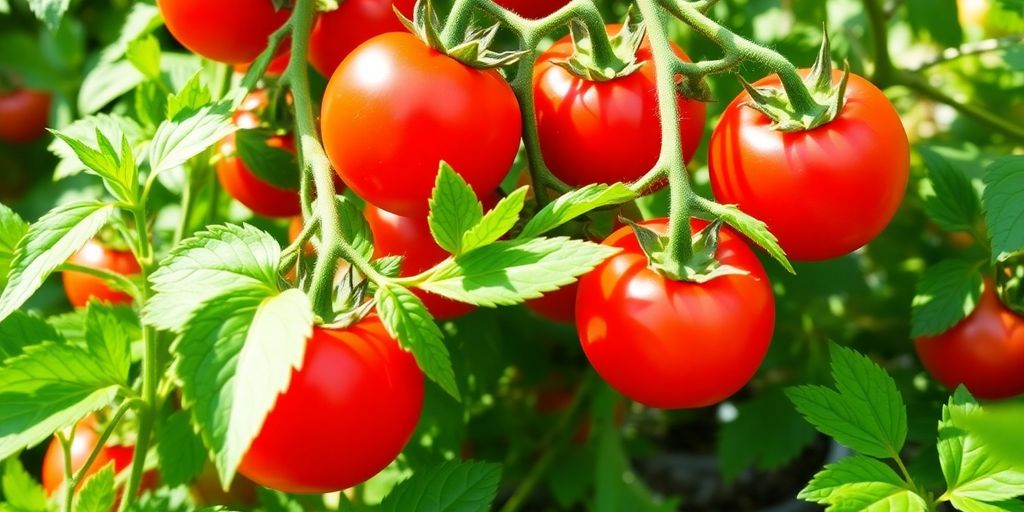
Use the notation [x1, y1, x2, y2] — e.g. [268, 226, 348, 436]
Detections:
[395, 0, 526, 69]
[553, 9, 647, 81]
[623, 218, 749, 283]
[996, 255, 1024, 315]
[740, 31, 850, 132]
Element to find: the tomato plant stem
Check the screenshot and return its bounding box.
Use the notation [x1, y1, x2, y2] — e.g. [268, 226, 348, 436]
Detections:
[637, 0, 694, 268]
[284, 0, 385, 316]
[861, 0, 895, 85]
[59, 400, 135, 512]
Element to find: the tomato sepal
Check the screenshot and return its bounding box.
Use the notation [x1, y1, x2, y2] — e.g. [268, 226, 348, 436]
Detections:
[740, 31, 850, 132]
[395, 0, 526, 69]
[552, 10, 646, 81]
[623, 218, 749, 283]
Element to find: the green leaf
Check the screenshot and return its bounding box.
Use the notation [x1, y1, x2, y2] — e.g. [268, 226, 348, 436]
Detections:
[461, 187, 528, 254]
[79, 54, 201, 115]
[799, 456, 905, 504]
[950, 497, 1024, 512]
[918, 147, 980, 232]
[983, 156, 1024, 262]
[786, 343, 907, 459]
[825, 483, 929, 512]
[337, 196, 374, 261]
[379, 460, 502, 512]
[518, 183, 637, 240]
[26, 0, 69, 31]
[1, 458, 47, 512]
[48, 306, 138, 350]
[96, 3, 161, 64]
[176, 286, 312, 485]
[911, 260, 984, 337]
[594, 417, 677, 512]
[953, 403, 1024, 468]
[0, 311, 61, 361]
[428, 163, 484, 255]
[420, 237, 619, 307]
[166, 72, 213, 121]
[698, 203, 795, 274]
[0, 337, 126, 460]
[76, 463, 116, 512]
[48, 113, 146, 180]
[0, 204, 28, 289]
[146, 223, 281, 331]
[156, 411, 208, 487]
[375, 283, 460, 400]
[84, 303, 131, 385]
[125, 35, 161, 81]
[235, 129, 299, 190]
[149, 100, 236, 177]
[50, 129, 138, 203]
[0, 201, 115, 323]
[717, 389, 817, 481]
[940, 396, 1024, 503]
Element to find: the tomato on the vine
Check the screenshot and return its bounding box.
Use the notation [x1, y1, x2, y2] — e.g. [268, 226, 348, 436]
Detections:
[526, 282, 578, 323]
[494, 0, 567, 18]
[216, 91, 302, 218]
[41, 419, 156, 496]
[915, 280, 1024, 400]
[321, 32, 521, 217]
[0, 88, 50, 144]
[533, 26, 706, 187]
[62, 239, 140, 308]
[365, 203, 475, 319]
[576, 219, 775, 409]
[156, 0, 291, 64]
[708, 69, 909, 261]
[238, 317, 424, 493]
[308, 0, 416, 77]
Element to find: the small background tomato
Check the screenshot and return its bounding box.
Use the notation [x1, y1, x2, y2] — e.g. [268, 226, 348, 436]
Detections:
[915, 280, 1024, 400]
[238, 319, 424, 493]
[365, 204, 475, 319]
[62, 239, 140, 308]
[576, 219, 775, 409]
[156, 0, 291, 64]
[708, 70, 909, 261]
[0, 88, 50, 144]
[308, 0, 416, 77]
[526, 281, 578, 323]
[321, 32, 521, 216]
[42, 419, 157, 497]
[533, 26, 706, 187]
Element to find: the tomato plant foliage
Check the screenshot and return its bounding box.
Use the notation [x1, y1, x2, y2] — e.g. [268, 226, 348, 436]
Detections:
[1, 0, 1024, 510]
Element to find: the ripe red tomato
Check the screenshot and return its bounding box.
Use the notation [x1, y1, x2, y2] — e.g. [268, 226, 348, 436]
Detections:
[365, 203, 475, 320]
[234, 50, 292, 78]
[62, 239, 140, 308]
[708, 70, 909, 261]
[533, 26, 706, 187]
[238, 318, 424, 493]
[216, 91, 301, 218]
[156, 0, 291, 64]
[494, 0, 567, 18]
[308, 0, 415, 77]
[526, 281, 577, 323]
[576, 219, 775, 409]
[41, 419, 156, 496]
[321, 32, 521, 217]
[0, 88, 50, 144]
[915, 280, 1024, 400]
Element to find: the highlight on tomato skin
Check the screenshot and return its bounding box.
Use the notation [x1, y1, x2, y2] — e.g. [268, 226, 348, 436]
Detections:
[238, 318, 424, 494]
[708, 69, 909, 262]
[62, 239, 141, 309]
[915, 280, 1024, 400]
[576, 219, 775, 409]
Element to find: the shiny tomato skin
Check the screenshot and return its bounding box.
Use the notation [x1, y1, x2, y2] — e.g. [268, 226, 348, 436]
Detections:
[708, 70, 909, 261]
[157, 0, 291, 64]
[308, 0, 415, 77]
[365, 204, 474, 320]
[62, 239, 141, 308]
[576, 219, 775, 409]
[526, 281, 578, 323]
[0, 89, 50, 143]
[533, 27, 706, 187]
[321, 32, 521, 217]
[41, 420, 154, 496]
[238, 318, 424, 493]
[494, 0, 567, 18]
[915, 281, 1024, 400]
